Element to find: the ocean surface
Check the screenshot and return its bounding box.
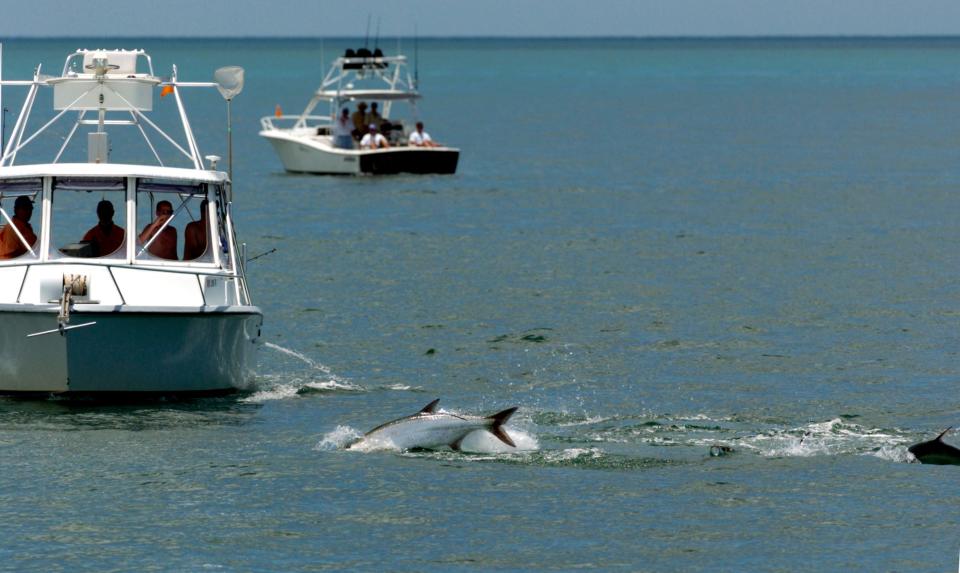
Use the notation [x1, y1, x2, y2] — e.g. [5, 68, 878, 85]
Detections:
[2, 37, 960, 571]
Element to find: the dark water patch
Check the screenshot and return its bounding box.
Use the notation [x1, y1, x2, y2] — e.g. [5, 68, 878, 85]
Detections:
[0, 396, 260, 432]
[487, 328, 554, 345]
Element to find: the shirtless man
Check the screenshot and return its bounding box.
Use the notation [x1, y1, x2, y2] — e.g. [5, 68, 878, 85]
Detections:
[81, 200, 125, 257]
[183, 200, 209, 260]
[138, 200, 177, 260]
[351, 102, 368, 140]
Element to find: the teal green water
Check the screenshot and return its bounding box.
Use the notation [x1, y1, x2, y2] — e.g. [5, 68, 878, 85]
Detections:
[3, 38, 960, 571]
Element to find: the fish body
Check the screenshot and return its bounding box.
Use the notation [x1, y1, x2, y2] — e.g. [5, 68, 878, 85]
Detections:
[908, 427, 960, 465]
[352, 399, 517, 451]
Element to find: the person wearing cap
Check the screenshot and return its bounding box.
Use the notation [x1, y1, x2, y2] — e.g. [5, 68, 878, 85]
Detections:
[81, 199, 125, 257]
[360, 124, 390, 150]
[408, 121, 440, 148]
[332, 108, 354, 150]
[138, 200, 178, 260]
[0, 195, 37, 259]
[351, 102, 369, 140]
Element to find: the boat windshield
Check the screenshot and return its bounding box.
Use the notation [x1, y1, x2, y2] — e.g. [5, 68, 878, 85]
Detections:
[136, 179, 215, 263]
[0, 179, 42, 262]
[50, 177, 127, 260]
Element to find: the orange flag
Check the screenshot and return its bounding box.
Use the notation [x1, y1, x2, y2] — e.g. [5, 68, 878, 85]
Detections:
[160, 85, 174, 98]
[274, 104, 283, 118]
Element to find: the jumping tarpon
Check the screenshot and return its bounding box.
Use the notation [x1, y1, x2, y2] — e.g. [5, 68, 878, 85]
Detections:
[350, 399, 518, 451]
[908, 427, 960, 465]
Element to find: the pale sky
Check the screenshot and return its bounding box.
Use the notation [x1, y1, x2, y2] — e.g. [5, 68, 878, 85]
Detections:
[2, 0, 960, 37]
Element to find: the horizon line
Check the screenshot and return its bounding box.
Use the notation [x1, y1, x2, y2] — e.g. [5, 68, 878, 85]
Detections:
[5, 34, 960, 41]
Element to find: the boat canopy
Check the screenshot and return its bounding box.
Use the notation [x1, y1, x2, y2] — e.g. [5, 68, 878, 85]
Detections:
[315, 89, 420, 102]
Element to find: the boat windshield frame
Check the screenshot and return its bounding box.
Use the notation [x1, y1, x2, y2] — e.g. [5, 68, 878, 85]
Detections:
[0, 174, 228, 268]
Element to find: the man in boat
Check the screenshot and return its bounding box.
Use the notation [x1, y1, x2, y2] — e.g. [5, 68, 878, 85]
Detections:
[183, 200, 209, 260]
[360, 124, 390, 150]
[365, 102, 383, 129]
[351, 102, 368, 140]
[409, 122, 440, 148]
[138, 200, 178, 260]
[0, 195, 37, 259]
[81, 200, 125, 257]
[333, 108, 354, 150]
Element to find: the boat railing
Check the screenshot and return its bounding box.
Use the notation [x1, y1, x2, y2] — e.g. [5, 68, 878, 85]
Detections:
[0, 49, 244, 174]
[260, 114, 332, 133]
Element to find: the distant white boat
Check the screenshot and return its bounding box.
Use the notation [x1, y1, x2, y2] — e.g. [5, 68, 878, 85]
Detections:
[0, 48, 262, 395]
[259, 47, 459, 175]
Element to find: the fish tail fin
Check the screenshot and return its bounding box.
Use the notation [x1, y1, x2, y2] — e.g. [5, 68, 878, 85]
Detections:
[937, 427, 954, 441]
[487, 407, 518, 447]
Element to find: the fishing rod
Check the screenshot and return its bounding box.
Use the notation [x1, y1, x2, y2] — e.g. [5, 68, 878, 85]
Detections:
[246, 247, 277, 263]
[364, 14, 372, 49]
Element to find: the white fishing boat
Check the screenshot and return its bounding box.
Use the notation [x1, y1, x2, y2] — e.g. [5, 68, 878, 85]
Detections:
[259, 47, 459, 175]
[0, 48, 262, 395]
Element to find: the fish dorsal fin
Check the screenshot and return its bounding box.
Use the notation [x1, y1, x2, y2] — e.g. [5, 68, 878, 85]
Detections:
[419, 399, 440, 414]
[936, 426, 954, 441]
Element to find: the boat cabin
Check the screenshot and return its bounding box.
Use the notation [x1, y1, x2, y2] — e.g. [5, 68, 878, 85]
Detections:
[0, 173, 228, 266]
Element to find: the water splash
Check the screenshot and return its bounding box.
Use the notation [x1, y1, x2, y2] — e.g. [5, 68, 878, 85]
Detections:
[263, 342, 333, 374]
[739, 418, 913, 458]
[315, 425, 365, 450]
[249, 343, 358, 401]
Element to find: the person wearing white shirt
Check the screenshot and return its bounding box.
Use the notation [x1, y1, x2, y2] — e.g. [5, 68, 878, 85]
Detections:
[360, 124, 390, 149]
[332, 108, 354, 149]
[408, 121, 440, 147]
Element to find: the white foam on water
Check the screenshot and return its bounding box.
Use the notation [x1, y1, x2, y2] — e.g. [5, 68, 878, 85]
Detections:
[741, 418, 912, 458]
[241, 383, 301, 403]
[871, 445, 915, 464]
[546, 447, 603, 462]
[315, 425, 365, 451]
[302, 379, 365, 393]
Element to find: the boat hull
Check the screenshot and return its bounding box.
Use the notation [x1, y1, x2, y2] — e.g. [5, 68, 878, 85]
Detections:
[358, 149, 459, 175]
[261, 131, 459, 175]
[0, 306, 262, 394]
